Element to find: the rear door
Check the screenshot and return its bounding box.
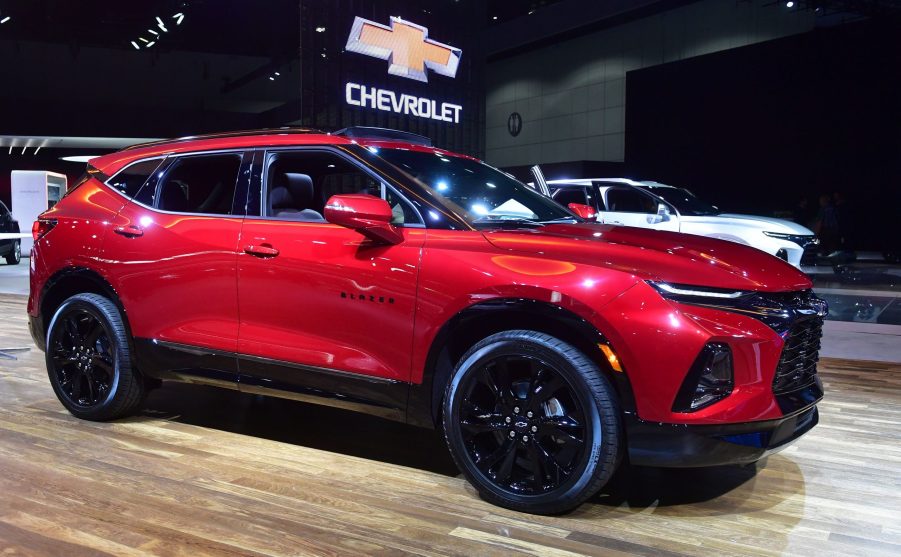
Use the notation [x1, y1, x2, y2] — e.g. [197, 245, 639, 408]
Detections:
[104, 151, 251, 383]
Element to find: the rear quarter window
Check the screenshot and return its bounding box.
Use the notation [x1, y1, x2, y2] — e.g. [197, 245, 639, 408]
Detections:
[107, 158, 166, 204]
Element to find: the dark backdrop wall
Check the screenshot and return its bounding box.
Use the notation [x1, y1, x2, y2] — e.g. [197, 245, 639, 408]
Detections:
[625, 19, 901, 253]
[295, 1, 486, 156]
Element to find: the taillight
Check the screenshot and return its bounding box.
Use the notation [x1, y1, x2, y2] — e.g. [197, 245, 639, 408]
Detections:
[32, 219, 56, 242]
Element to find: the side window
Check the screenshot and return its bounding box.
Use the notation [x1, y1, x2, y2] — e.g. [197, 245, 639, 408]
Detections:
[265, 151, 422, 225]
[108, 158, 165, 202]
[606, 186, 656, 213]
[0, 200, 10, 220]
[552, 187, 589, 208]
[156, 154, 243, 215]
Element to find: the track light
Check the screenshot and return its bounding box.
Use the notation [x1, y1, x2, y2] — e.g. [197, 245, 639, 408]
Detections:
[0, 16, 10, 24]
[146, 41, 156, 47]
[131, 41, 140, 49]
[156, 17, 168, 32]
[786, 1, 794, 6]
[174, 12, 185, 25]
[148, 29, 158, 36]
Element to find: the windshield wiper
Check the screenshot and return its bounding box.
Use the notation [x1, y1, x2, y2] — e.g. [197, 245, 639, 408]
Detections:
[472, 216, 544, 227]
[538, 217, 579, 224]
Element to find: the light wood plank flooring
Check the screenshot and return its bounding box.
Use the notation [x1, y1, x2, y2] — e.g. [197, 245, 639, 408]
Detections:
[1, 294, 900, 556]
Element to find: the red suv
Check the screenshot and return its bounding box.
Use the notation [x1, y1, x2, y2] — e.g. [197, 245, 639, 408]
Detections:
[28, 127, 825, 514]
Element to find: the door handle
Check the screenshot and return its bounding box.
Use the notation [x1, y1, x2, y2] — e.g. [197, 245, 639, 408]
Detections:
[114, 225, 144, 238]
[244, 244, 279, 258]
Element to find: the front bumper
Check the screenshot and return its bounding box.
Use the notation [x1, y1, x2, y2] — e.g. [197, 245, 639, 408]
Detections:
[626, 403, 819, 468]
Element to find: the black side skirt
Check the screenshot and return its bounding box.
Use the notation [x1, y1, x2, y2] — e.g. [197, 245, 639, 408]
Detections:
[133, 338, 409, 423]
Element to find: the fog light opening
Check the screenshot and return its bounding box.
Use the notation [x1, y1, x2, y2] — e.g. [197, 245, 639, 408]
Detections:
[672, 342, 734, 412]
[598, 343, 623, 373]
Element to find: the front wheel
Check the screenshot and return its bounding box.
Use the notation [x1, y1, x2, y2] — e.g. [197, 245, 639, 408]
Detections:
[442, 330, 621, 514]
[4, 240, 20, 265]
[46, 293, 145, 421]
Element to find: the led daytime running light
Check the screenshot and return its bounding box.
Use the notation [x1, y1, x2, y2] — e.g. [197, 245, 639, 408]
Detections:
[655, 282, 745, 299]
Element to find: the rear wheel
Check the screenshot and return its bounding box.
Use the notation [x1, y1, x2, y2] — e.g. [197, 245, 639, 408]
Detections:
[4, 240, 20, 265]
[45, 293, 144, 421]
[442, 330, 621, 514]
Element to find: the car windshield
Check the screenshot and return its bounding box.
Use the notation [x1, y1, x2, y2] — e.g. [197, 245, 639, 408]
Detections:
[641, 184, 719, 216]
[374, 148, 576, 227]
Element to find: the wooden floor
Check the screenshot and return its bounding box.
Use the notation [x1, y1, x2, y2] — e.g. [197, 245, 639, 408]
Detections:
[1, 294, 900, 557]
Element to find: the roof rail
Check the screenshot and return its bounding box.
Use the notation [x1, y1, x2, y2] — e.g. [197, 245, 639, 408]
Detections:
[123, 127, 323, 151]
[332, 126, 432, 147]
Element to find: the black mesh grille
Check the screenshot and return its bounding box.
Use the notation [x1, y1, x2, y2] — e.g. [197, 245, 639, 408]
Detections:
[773, 316, 823, 394]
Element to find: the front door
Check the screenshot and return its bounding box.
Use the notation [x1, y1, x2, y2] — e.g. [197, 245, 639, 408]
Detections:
[601, 185, 680, 232]
[236, 148, 425, 406]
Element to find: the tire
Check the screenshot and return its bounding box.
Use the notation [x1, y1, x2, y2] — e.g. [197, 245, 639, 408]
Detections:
[442, 330, 621, 514]
[45, 293, 144, 421]
[4, 240, 20, 265]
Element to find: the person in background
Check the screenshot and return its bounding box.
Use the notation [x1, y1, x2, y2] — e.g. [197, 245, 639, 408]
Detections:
[833, 191, 854, 257]
[815, 193, 839, 255]
[793, 195, 816, 229]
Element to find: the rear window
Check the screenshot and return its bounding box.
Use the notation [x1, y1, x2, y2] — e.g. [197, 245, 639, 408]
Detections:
[108, 158, 165, 201]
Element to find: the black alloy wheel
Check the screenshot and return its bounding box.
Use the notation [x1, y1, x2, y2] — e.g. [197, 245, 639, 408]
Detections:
[4, 240, 20, 265]
[458, 354, 588, 495]
[46, 293, 145, 420]
[443, 330, 621, 514]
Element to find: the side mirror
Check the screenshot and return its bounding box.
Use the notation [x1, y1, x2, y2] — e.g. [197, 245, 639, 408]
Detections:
[568, 203, 597, 220]
[324, 194, 403, 245]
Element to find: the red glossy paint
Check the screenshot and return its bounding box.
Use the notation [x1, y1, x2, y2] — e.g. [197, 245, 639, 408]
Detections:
[29, 130, 817, 430]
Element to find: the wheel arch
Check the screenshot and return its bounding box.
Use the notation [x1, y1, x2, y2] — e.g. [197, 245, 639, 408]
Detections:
[406, 298, 636, 428]
[36, 267, 133, 352]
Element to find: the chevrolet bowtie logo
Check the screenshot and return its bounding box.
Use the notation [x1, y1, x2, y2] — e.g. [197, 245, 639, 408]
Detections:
[345, 16, 461, 83]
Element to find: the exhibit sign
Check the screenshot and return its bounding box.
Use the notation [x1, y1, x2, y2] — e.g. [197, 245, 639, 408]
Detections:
[344, 16, 463, 124]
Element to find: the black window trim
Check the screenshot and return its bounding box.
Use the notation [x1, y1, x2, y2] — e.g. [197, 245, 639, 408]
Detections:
[106, 149, 251, 219]
[254, 145, 426, 228]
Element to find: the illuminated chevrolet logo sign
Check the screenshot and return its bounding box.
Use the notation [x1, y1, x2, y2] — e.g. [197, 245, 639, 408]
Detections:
[345, 16, 461, 83]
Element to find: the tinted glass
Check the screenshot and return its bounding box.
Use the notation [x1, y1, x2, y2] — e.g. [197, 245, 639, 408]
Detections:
[552, 187, 589, 208]
[374, 149, 574, 227]
[108, 159, 165, 200]
[265, 151, 421, 225]
[157, 154, 242, 215]
[606, 186, 657, 213]
[644, 185, 719, 216]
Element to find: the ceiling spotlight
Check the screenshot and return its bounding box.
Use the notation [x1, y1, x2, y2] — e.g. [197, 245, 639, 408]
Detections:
[786, 1, 794, 6]
[148, 29, 158, 36]
[146, 41, 156, 47]
[139, 37, 149, 43]
[173, 12, 185, 25]
[61, 155, 101, 163]
[315, 26, 326, 33]
[156, 16, 168, 32]
[1, 16, 10, 24]
[492, 16, 498, 20]
[131, 41, 140, 49]
[274, 71, 280, 76]
[269, 76, 275, 81]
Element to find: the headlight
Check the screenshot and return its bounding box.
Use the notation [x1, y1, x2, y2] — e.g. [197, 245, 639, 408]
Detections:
[649, 281, 748, 300]
[762, 231, 819, 247]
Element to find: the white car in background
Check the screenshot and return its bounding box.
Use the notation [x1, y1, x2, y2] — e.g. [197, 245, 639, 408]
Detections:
[548, 178, 818, 268]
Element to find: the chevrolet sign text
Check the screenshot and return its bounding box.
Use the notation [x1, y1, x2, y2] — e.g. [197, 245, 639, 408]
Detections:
[345, 83, 462, 124]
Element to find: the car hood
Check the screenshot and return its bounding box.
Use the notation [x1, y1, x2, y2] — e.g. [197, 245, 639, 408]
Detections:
[482, 223, 812, 292]
[685, 213, 814, 235]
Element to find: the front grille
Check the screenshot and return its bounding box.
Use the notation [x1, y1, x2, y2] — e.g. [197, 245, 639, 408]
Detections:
[773, 316, 823, 394]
